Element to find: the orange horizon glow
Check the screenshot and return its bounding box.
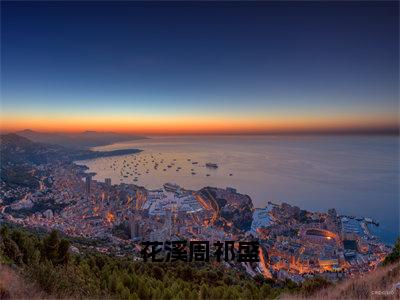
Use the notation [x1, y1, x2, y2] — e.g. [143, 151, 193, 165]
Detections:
[1, 113, 398, 135]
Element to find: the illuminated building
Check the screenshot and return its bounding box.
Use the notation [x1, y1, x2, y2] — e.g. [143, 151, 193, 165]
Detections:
[105, 178, 111, 187]
[319, 258, 339, 270]
[85, 175, 92, 196]
[129, 211, 142, 241]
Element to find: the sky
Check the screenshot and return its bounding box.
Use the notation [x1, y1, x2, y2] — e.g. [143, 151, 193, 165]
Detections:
[1, 1, 399, 134]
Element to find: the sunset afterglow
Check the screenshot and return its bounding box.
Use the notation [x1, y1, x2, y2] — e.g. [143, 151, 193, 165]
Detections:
[0, 2, 399, 297]
[1, 2, 398, 135]
[1, 110, 398, 135]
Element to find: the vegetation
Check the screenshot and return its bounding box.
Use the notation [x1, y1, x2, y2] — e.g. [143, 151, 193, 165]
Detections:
[383, 237, 400, 266]
[285, 238, 400, 299]
[298, 262, 400, 300]
[2, 227, 397, 299]
[0, 133, 141, 166]
[0, 226, 306, 299]
[0, 164, 40, 189]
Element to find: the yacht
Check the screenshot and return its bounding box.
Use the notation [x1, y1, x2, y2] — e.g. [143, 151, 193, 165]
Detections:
[206, 163, 218, 168]
[164, 183, 180, 192]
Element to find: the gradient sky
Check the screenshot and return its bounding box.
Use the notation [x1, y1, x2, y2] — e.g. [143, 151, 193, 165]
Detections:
[1, 1, 399, 134]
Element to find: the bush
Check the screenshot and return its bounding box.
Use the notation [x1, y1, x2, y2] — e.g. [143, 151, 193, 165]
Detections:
[383, 238, 400, 265]
[0, 226, 299, 299]
[300, 277, 331, 296]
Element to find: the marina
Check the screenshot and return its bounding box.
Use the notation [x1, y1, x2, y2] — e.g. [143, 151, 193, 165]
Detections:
[75, 135, 399, 244]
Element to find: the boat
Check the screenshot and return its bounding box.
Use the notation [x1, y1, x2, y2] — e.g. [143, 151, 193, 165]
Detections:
[164, 183, 180, 192]
[206, 163, 218, 168]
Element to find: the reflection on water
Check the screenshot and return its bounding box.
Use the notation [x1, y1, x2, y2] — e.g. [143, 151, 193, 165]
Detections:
[76, 135, 399, 243]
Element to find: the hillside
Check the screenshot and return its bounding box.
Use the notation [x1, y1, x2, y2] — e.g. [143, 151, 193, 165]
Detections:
[17, 129, 145, 149]
[0, 133, 141, 189]
[283, 240, 400, 299]
[0, 264, 41, 298]
[0, 225, 331, 299]
[0, 226, 399, 299]
[1, 133, 76, 165]
[1, 133, 142, 166]
[283, 263, 400, 300]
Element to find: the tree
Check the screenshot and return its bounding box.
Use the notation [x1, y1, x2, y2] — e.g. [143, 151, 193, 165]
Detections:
[10, 230, 38, 264]
[151, 287, 162, 300]
[129, 291, 139, 300]
[57, 239, 70, 264]
[300, 277, 330, 296]
[152, 265, 164, 280]
[2, 236, 22, 264]
[383, 238, 400, 265]
[200, 283, 212, 300]
[260, 284, 272, 298]
[120, 286, 131, 299]
[42, 230, 60, 263]
[0, 226, 293, 299]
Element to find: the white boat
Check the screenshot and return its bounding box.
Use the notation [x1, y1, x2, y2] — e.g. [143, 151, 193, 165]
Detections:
[163, 182, 180, 192]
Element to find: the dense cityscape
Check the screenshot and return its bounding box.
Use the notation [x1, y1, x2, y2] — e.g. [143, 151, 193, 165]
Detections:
[1, 1, 399, 298]
[0, 133, 391, 285]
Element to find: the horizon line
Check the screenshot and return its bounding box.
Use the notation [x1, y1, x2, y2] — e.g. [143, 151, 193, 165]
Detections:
[2, 127, 399, 136]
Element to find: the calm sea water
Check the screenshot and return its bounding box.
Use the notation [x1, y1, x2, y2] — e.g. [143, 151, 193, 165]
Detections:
[76, 135, 399, 244]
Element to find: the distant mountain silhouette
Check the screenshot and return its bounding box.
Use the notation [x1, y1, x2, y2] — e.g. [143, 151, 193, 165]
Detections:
[1, 133, 142, 166]
[0, 133, 70, 165]
[17, 129, 145, 149]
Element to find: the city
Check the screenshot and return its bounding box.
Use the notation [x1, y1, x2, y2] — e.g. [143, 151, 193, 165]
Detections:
[1, 1, 398, 298]
[0, 134, 391, 285]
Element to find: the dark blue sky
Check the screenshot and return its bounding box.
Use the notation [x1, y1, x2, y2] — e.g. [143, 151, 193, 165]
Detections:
[1, 1, 398, 133]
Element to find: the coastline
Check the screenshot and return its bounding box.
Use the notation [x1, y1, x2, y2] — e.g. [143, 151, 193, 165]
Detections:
[75, 155, 390, 246]
[73, 136, 398, 245]
[74, 148, 143, 161]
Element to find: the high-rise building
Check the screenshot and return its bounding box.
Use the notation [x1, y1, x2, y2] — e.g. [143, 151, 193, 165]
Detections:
[85, 175, 92, 196]
[129, 211, 142, 241]
[135, 189, 147, 209]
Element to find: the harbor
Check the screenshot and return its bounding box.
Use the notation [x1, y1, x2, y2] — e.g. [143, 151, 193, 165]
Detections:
[76, 135, 399, 245]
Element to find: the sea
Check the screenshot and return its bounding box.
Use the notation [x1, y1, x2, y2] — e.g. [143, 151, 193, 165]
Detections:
[75, 135, 399, 244]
